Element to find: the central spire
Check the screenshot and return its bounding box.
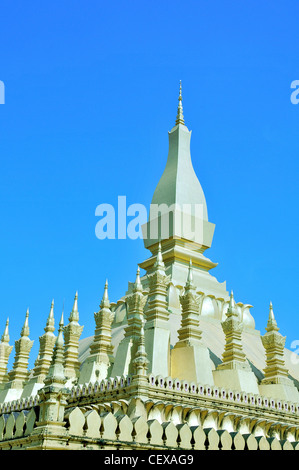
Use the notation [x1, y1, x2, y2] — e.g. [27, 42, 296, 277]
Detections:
[140, 83, 227, 301]
[175, 80, 185, 126]
[145, 81, 210, 235]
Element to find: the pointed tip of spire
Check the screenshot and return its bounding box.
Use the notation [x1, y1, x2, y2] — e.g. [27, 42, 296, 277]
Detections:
[154, 241, 165, 269]
[46, 307, 65, 381]
[269, 301, 275, 320]
[69, 291, 79, 323]
[266, 300, 279, 332]
[59, 310, 64, 328]
[226, 290, 238, 317]
[49, 299, 54, 315]
[73, 290, 78, 305]
[1, 318, 10, 343]
[175, 80, 185, 126]
[45, 298, 55, 333]
[102, 279, 108, 296]
[135, 266, 142, 289]
[21, 308, 30, 337]
[100, 279, 110, 308]
[55, 310, 64, 349]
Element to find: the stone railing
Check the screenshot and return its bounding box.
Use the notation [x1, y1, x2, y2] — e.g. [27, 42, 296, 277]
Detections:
[147, 374, 299, 415]
[68, 374, 299, 418]
[63, 407, 298, 450]
[1, 373, 299, 449]
[0, 408, 37, 443]
[0, 404, 298, 450]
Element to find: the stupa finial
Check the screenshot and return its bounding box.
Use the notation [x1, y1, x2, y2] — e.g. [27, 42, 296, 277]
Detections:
[69, 291, 79, 323]
[57, 311, 64, 347]
[1, 318, 10, 343]
[134, 266, 143, 292]
[266, 301, 279, 332]
[154, 241, 165, 270]
[175, 80, 185, 126]
[104, 279, 108, 299]
[43, 309, 65, 385]
[226, 290, 238, 317]
[100, 279, 110, 309]
[45, 299, 55, 333]
[21, 308, 30, 337]
[136, 266, 140, 284]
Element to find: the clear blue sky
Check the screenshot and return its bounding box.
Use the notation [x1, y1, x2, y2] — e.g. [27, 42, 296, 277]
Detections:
[0, 1, 298, 367]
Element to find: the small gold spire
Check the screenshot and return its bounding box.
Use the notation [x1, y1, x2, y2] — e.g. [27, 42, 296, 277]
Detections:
[154, 241, 165, 269]
[45, 299, 55, 333]
[100, 279, 110, 309]
[226, 291, 238, 317]
[69, 291, 79, 323]
[21, 308, 30, 337]
[134, 266, 143, 292]
[1, 318, 10, 343]
[175, 80, 185, 126]
[266, 301, 279, 332]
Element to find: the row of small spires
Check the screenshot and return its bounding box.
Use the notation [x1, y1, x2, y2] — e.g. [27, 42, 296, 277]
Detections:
[1, 293, 76, 348]
[0, 241, 279, 354]
[1, 290, 277, 347]
[0, 241, 281, 387]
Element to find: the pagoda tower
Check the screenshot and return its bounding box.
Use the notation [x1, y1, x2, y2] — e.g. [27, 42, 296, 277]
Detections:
[63, 292, 83, 384]
[0, 319, 13, 386]
[213, 291, 259, 393]
[140, 81, 228, 301]
[34, 312, 68, 444]
[171, 260, 214, 384]
[0, 309, 34, 402]
[21, 300, 57, 397]
[143, 242, 171, 377]
[78, 280, 114, 384]
[111, 267, 147, 377]
[259, 303, 299, 402]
